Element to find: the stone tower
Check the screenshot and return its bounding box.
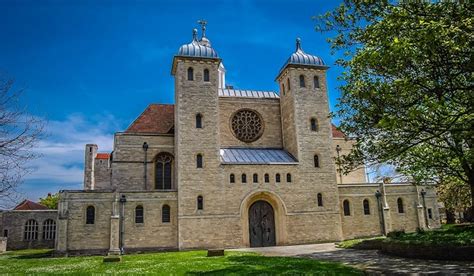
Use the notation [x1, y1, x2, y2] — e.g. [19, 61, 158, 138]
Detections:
[84, 144, 98, 190]
[277, 38, 343, 241]
[171, 27, 223, 248]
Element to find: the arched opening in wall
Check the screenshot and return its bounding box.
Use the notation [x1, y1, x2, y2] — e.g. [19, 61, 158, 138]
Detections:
[299, 75, 305, 87]
[197, 196, 203, 210]
[286, 173, 292, 183]
[135, 205, 144, 223]
[155, 153, 174, 190]
[282, 83, 286, 95]
[242, 173, 247, 183]
[310, 118, 318, 131]
[313, 76, 320, 89]
[314, 155, 320, 168]
[363, 199, 370, 215]
[24, 219, 38, 241]
[187, 67, 194, 80]
[343, 200, 351, 216]
[196, 113, 202, 128]
[230, 173, 235, 183]
[397, 198, 404, 213]
[287, 78, 291, 91]
[196, 154, 203, 168]
[253, 173, 258, 183]
[248, 200, 276, 247]
[42, 219, 56, 240]
[86, 206, 95, 224]
[317, 193, 323, 206]
[162, 205, 170, 223]
[203, 69, 210, 82]
[264, 173, 269, 183]
[275, 173, 281, 183]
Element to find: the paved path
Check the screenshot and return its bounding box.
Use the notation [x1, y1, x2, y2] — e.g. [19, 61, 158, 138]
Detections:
[232, 243, 474, 275]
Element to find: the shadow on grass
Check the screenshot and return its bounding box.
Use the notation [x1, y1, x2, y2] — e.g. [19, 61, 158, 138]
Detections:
[186, 255, 362, 275]
[9, 249, 54, 259]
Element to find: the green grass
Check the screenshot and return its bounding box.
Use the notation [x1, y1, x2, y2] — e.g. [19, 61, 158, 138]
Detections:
[0, 249, 363, 275]
[337, 237, 384, 249]
[388, 224, 474, 246]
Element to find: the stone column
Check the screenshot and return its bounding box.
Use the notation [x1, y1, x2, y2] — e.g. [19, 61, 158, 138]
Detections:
[380, 182, 392, 233]
[108, 194, 120, 255]
[55, 193, 69, 255]
[415, 185, 427, 229]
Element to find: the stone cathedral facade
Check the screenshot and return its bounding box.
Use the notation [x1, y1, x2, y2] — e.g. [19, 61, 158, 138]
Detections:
[54, 27, 440, 255]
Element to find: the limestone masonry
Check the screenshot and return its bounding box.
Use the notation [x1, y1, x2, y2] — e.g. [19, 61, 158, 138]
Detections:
[2, 25, 441, 255]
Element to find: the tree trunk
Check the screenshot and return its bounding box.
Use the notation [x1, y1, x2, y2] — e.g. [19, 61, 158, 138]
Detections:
[446, 209, 455, 224]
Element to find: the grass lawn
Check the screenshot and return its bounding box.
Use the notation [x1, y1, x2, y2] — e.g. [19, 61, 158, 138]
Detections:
[0, 249, 363, 275]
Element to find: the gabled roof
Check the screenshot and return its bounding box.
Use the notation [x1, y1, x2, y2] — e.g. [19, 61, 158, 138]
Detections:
[13, 200, 49, 210]
[96, 153, 110, 159]
[332, 124, 346, 138]
[126, 104, 175, 134]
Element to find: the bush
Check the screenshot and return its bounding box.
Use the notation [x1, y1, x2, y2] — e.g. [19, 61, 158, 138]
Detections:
[387, 230, 405, 238]
[416, 227, 425, 234]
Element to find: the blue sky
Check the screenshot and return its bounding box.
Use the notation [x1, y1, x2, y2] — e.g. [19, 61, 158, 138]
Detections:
[0, 0, 346, 207]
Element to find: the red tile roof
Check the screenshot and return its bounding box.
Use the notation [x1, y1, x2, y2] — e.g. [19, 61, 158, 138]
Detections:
[13, 200, 49, 210]
[96, 153, 110, 159]
[126, 104, 175, 134]
[332, 124, 346, 138]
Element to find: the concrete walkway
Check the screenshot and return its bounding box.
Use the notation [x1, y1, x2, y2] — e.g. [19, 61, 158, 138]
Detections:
[233, 243, 474, 275]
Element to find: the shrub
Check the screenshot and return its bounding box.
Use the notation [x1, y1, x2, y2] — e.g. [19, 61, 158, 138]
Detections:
[387, 230, 405, 238]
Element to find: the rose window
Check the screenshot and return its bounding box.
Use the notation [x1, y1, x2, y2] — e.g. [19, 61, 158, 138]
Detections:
[231, 109, 263, 142]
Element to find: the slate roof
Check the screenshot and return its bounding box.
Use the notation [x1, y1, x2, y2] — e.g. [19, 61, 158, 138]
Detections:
[13, 200, 49, 210]
[220, 148, 297, 165]
[218, 89, 279, 99]
[126, 104, 175, 134]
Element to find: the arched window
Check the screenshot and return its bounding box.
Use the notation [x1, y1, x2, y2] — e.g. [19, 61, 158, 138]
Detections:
[162, 205, 170, 223]
[313, 76, 320, 88]
[343, 200, 351, 216]
[42, 219, 56, 240]
[253, 173, 258, 183]
[155, 153, 173, 190]
[197, 196, 203, 210]
[203, 69, 210, 82]
[241, 173, 247, 183]
[397, 198, 404, 213]
[264, 173, 270, 183]
[282, 83, 286, 95]
[314, 155, 320, 168]
[187, 67, 194, 81]
[24, 219, 38, 240]
[196, 114, 202, 128]
[317, 193, 323, 206]
[196, 154, 203, 168]
[286, 173, 292, 183]
[299, 75, 305, 87]
[287, 78, 291, 91]
[310, 118, 318, 131]
[230, 174, 235, 183]
[86, 206, 95, 224]
[363, 199, 370, 215]
[135, 205, 144, 223]
[276, 173, 281, 183]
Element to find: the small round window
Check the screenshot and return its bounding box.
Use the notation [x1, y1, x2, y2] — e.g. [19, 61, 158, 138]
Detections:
[231, 109, 264, 142]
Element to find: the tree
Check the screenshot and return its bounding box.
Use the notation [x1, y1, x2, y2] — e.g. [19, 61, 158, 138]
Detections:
[437, 177, 471, 223]
[316, 2, 473, 213]
[0, 76, 44, 208]
[39, 192, 59, 209]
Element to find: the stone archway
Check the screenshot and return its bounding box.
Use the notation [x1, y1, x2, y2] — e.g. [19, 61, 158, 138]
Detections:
[249, 200, 276, 247]
[240, 190, 287, 247]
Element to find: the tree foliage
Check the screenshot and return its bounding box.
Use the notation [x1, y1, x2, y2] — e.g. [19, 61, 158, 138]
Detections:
[316, 1, 474, 209]
[39, 192, 59, 209]
[0, 76, 44, 208]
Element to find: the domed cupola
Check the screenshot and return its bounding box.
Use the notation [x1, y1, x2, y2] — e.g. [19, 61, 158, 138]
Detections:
[176, 28, 218, 59]
[276, 38, 327, 79]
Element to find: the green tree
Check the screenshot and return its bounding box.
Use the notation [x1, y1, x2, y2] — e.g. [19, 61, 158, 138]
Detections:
[39, 192, 59, 209]
[316, 2, 473, 213]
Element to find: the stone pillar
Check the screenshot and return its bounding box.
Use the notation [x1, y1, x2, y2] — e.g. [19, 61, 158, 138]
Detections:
[415, 185, 427, 229]
[380, 182, 392, 233]
[108, 194, 120, 255]
[55, 193, 69, 255]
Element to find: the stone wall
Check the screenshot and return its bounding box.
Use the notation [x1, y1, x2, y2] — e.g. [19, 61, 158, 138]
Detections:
[332, 138, 367, 184]
[0, 210, 57, 250]
[218, 97, 283, 148]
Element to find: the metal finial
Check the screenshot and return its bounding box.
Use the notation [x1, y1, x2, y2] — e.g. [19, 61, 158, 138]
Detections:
[197, 19, 207, 38]
[192, 28, 198, 41]
[296, 37, 302, 51]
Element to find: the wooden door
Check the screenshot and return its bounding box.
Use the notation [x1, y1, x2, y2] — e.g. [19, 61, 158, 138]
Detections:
[249, 200, 276, 247]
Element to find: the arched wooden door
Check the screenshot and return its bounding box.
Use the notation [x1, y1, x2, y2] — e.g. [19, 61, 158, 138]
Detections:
[249, 200, 276, 247]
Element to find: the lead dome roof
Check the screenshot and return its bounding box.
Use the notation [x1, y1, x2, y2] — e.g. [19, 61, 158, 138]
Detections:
[176, 29, 218, 59]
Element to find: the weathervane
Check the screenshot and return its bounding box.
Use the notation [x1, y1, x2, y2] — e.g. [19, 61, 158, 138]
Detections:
[197, 19, 207, 38]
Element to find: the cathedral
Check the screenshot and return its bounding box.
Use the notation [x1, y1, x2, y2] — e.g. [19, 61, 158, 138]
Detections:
[52, 25, 440, 255]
